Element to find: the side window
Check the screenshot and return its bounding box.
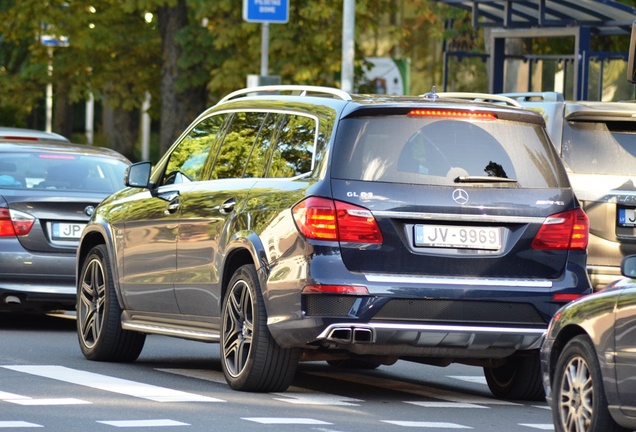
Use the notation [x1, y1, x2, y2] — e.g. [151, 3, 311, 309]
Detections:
[268, 114, 316, 178]
[211, 111, 268, 180]
[162, 115, 225, 185]
[243, 113, 279, 178]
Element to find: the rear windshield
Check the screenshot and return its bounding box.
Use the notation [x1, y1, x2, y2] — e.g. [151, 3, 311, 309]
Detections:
[562, 121, 636, 175]
[331, 116, 568, 188]
[0, 152, 129, 193]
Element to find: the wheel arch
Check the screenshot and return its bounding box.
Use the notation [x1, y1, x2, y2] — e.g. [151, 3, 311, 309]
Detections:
[221, 230, 269, 307]
[549, 324, 587, 388]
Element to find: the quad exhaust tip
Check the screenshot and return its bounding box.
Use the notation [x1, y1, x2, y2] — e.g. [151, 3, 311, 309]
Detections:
[326, 326, 374, 344]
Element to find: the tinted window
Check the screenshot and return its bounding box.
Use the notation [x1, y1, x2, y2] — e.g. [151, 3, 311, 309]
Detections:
[243, 112, 278, 178]
[162, 115, 225, 185]
[0, 152, 128, 192]
[211, 111, 268, 180]
[268, 114, 316, 178]
[331, 116, 566, 188]
[562, 121, 636, 175]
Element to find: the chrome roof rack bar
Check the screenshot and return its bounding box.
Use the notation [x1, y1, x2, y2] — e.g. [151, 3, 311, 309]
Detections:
[426, 92, 523, 108]
[218, 85, 352, 104]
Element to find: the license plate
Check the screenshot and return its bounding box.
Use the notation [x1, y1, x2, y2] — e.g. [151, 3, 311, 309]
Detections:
[414, 224, 502, 250]
[618, 208, 636, 227]
[52, 222, 86, 239]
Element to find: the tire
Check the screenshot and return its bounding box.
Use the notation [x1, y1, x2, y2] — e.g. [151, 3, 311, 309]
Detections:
[221, 264, 300, 392]
[484, 351, 544, 401]
[77, 244, 145, 362]
[327, 359, 382, 370]
[552, 335, 627, 432]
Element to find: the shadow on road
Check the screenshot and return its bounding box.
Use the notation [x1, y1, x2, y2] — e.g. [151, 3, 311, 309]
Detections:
[0, 310, 76, 331]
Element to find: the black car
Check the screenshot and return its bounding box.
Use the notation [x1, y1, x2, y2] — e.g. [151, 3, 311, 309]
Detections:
[0, 138, 130, 312]
[76, 85, 591, 398]
[541, 255, 636, 432]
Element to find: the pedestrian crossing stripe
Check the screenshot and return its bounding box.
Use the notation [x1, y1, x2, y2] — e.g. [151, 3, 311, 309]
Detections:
[1, 365, 224, 403]
[243, 418, 332, 425]
[97, 419, 190, 427]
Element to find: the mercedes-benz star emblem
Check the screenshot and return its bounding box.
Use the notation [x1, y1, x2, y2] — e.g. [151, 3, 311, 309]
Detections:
[84, 206, 95, 217]
[452, 188, 469, 205]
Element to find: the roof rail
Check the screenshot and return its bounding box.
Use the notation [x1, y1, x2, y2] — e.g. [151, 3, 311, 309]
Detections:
[218, 85, 352, 104]
[501, 92, 564, 102]
[431, 92, 523, 108]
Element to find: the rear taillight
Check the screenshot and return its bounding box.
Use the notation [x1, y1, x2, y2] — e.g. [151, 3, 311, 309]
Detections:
[531, 208, 589, 250]
[0, 208, 35, 237]
[292, 197, 383, 243]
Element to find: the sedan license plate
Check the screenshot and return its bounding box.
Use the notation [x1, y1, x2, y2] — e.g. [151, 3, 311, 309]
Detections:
[52, 222, 86, 239]
[618, 208, 636, 227]
[414, 224, 501, 250]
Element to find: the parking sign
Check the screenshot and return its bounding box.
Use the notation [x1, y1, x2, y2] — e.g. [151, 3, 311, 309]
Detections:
[243, 0, 289, 23]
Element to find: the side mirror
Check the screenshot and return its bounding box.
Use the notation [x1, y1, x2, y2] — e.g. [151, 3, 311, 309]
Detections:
[125, 162, 152, 188]
[621, 255, 636, 278]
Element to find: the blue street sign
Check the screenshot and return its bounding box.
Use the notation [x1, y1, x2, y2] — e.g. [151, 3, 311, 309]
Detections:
[243, 0, 289, 23]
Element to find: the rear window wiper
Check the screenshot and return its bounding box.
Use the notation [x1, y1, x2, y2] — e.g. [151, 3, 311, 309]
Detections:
[454, 175, 518, 183]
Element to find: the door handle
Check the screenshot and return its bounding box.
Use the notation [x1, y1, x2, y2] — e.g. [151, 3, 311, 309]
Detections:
[220, 198, 236, 214]
[165, 197, 180, 214]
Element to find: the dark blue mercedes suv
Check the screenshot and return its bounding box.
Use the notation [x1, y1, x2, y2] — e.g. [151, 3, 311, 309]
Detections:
[75, 86, 591, 400]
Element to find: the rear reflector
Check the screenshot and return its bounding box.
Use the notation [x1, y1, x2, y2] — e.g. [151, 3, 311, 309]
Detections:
[552, 293, 585, 302]
[302, 285, 369, 295]
[407, 109, 497, 120]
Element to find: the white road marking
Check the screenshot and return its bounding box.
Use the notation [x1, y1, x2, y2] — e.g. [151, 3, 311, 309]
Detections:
[2, 365, 223, 403]
[383, 420, 471, 428]
[7, 398, 91, 406]
[97, 419, 189, 427]
[0, 391, 30, 400]
[519, 424, 554, 430]
[243, 418, 332, 425]
[406, 401, 487, 409]
[272, 391, 362, 406]
[0, 422, 42, 428]
[307, 371, 519, 406]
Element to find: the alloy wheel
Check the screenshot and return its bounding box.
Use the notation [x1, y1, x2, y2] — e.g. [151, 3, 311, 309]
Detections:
[78, 257, 106, 348]
[558, 355, 593, 432]
[222, 279, 254, 378]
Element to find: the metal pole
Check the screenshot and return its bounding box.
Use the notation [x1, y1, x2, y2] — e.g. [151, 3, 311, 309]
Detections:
[46, 47, 53, 132]
[261, 23, 269, 76]
[341, 0, 355, 92]
[85, 92, 94, 145]
[141, 92, 151, 161]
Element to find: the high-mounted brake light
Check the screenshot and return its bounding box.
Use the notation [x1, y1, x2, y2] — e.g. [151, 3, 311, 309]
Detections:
[407, 109, 497, 120]
[0, 136, 39, 141]
[292, 197, 383, 243]
[0, 208, 35, 237]
[531, 208, 589, 250]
